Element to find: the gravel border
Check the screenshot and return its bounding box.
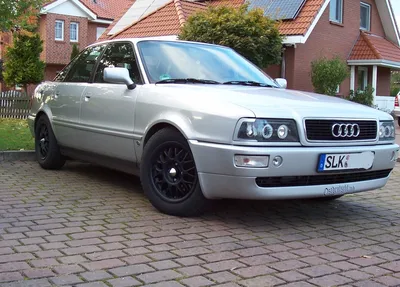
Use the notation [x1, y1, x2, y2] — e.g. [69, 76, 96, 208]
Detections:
[0, 151, 36, 162]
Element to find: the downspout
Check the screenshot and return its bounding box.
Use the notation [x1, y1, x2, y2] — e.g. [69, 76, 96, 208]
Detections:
[281, 46, 286, 79]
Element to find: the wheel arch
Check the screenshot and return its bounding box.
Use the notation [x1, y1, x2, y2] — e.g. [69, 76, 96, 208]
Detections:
[33, 107, 56, 137]
[138, 115, 195, 162]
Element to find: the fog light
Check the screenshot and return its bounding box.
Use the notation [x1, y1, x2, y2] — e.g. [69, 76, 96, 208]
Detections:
[234, 155, 269, 168]
[272, 156, 283, 167]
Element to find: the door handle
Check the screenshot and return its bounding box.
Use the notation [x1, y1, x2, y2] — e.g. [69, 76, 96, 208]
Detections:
[54, 91, 60, 99]
[84, 93, 91, 102]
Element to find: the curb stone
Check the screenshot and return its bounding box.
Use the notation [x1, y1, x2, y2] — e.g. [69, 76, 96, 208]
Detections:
[0, 151, 36, 162]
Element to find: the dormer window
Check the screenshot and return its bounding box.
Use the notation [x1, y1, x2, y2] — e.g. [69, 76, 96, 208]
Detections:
[360, 2, 371, 31]
[330, 0, 343, 23]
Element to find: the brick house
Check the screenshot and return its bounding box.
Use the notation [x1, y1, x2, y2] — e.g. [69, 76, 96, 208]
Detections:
[0, 0, 132, 93]
[98, 0, 400, 111]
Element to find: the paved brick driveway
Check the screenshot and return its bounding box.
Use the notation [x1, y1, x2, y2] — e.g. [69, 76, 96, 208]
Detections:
[0, 161, 400, 287]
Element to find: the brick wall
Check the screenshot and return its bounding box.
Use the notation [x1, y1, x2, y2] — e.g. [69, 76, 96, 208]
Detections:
[42, 13, 89, 65]
[41, 14, 111, 66]
[377, 67, 391, 96]
[292, 0, 387, 95]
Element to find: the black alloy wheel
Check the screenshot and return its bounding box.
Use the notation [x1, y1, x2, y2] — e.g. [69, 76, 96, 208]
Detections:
[34, 115, 66, 170]
[140, 128, 210, 217]
[151, 144, 198, 203]
[38, 123, 50, 160]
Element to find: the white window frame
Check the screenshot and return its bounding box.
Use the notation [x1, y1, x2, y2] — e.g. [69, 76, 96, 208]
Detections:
[55, 20, 64, 41]
[70, 22, 79, 42]
[360, 2, 371, 31]
[96, 27, 106, 40]
[329, 0, 343, 23]
[358, 67, 368, 90]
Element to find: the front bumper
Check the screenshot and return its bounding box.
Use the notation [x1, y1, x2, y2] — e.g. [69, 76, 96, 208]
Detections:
[188, 140, 399, 200]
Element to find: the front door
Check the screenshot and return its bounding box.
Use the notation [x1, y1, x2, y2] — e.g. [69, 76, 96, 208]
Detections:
[77, 41, 144, 162]
[48, 44, 106, 149]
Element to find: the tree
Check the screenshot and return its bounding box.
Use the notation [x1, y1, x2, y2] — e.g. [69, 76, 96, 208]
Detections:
[70, 43, 80, 60]
[0, 0, 43, 32]
[310, 56, 350, 96]
[3, 32, 45, 96]
[178, 4, 283, 68]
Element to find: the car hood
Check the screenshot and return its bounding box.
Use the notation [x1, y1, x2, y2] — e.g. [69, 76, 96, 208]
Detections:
[160, 84, 390, 120]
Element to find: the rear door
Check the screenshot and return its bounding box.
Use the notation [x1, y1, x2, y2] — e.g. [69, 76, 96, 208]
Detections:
[48, 44, 106, 149]
[77, 41, 144, 162]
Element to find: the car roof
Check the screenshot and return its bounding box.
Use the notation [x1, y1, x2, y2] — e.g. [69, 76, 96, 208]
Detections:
[87, 36, 227, 49]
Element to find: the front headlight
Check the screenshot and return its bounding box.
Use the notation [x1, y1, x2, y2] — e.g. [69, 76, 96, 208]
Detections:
[235, 118, 299, 142]
[379, 121, 395, 141]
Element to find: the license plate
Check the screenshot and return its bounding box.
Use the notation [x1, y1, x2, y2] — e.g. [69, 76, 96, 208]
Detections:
[317, 151, 374, 172]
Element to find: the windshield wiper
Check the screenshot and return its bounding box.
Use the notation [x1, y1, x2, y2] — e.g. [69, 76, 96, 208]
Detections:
[223, 80, 277, 88]
[155, 78, 221, 84]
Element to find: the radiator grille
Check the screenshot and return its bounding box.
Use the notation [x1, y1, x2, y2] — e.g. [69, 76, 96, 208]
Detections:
[305, 120, 377, 141]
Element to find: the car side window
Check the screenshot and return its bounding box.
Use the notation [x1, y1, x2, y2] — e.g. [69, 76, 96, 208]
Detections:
[54, 58, 77, 82]
[94, 42, 143, 85]
[64, 44, 106, 83]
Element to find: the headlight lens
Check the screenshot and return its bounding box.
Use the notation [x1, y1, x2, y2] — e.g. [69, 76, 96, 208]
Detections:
[236, 118, 299, 142]
[379, 121, 395, 141]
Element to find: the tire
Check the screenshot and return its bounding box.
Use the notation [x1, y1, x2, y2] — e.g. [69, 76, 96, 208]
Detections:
[398, 117, 400, 127]
[34, 115, 66, 170]
[140, 128, 210, 217]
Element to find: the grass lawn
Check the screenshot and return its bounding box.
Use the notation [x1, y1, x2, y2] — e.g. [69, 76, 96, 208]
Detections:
[0, 118, 34, 151]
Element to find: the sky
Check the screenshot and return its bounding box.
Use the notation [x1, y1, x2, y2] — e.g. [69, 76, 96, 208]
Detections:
[391, 0, 400, 28]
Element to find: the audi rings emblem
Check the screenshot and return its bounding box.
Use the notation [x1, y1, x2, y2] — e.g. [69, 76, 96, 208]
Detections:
[331, 123, 361, 138]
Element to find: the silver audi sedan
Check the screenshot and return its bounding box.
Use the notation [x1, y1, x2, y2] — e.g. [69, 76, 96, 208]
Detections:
[28, 38, 399, 216]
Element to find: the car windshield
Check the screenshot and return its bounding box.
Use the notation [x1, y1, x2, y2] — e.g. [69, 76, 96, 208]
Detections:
[136, 40, 279, 87]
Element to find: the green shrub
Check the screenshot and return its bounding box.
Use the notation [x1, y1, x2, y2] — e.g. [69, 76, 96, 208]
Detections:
[178, 4, 284, 68]
[70, 43, 80, 60]
[310, 56, 350, 96]
[346, 84, 374, 107]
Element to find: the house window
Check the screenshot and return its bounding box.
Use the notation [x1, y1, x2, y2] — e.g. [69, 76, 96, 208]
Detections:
[329, 0, 343, 23]
[358, 67, 368, 90]
[360, 2, 371, 31]
[70, 22, 79, 42]
[96, 27, 106, 40]
[55, 20, 64, 41]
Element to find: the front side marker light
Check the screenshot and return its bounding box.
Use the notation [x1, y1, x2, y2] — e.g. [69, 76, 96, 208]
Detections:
[234, 155, 269, 168]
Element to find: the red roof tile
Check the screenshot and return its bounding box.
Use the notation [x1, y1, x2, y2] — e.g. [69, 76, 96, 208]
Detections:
[111, 0, 207, 39]
[44, 0, 133, 20]
[348, 32, 400, 62]
[80, 0, 134, 20]
[209, 0, 325, 36]
[97, 0, 136, 40]
[106, 0, 326, 40]
[279, 0, 325, 36]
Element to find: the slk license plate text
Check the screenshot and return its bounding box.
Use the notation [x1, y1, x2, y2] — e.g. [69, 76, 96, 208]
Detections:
[317, 151, 374, 172]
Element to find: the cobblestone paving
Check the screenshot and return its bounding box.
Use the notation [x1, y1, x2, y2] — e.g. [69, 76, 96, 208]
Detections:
[0, 160, 400, 287]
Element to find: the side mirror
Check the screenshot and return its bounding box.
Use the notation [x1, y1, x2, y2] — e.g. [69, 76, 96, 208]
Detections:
[103, 67, 136, 90]
[275, 78, 287, 89]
